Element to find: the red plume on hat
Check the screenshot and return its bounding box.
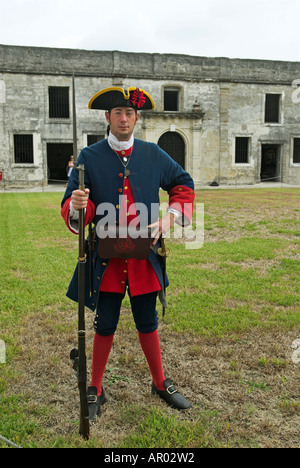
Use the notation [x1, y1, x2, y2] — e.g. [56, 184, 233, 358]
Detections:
[88, 87, 155, 111]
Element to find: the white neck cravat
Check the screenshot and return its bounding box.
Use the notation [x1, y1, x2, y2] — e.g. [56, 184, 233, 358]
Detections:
[108, 132, 134, 152]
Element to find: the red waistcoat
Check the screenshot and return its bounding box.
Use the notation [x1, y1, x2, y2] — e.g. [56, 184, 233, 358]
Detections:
[99, 147, 161, 295]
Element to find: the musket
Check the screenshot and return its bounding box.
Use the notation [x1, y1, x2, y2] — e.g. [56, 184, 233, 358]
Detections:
[70, 75, 90, 440]
[76, 164, 90, 439]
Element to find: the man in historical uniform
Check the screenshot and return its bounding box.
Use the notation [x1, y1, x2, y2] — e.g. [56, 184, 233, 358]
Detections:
[61, 86, 195, 422]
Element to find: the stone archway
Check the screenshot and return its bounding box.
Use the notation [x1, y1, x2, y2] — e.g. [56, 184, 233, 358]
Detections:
[158, 131, 185, 169]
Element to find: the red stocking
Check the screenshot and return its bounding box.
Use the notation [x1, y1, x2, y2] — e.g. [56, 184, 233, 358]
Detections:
[90, 333, 114, 396]
[138, 330, 165, 391]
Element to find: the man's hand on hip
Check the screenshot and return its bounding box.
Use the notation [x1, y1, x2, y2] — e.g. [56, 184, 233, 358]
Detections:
[148, 213, 176, 245]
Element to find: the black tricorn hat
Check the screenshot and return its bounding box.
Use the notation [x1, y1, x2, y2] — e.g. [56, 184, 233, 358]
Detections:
[88, 86, 155, 111]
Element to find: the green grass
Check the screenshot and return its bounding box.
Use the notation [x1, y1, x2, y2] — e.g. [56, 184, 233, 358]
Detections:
[165, 237, 300, 335]
[118, 406, 222, 448]
[0, 188, 299, 448]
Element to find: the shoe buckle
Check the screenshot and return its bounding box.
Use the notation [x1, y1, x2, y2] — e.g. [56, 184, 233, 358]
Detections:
[166, 384, 177, 395]
[88, 395, 98, 404]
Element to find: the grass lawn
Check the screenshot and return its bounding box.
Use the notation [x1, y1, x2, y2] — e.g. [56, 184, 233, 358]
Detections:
[0, 187, 299, 448]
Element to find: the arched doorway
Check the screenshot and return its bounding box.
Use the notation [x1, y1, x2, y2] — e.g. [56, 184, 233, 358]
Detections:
[158, 132, 185, 169]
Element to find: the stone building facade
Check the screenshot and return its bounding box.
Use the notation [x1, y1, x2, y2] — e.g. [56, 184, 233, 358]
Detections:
[0, 44, 300, 188]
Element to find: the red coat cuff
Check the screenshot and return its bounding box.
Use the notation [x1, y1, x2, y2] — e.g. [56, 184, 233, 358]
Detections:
[61, 197, 95, 234]
[169, 185, 195, 226]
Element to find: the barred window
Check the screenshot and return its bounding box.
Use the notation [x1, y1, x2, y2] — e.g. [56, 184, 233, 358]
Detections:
[293, 138, 300, 163]
[87, 134, 105, 146]
[49, 87, 70, 118]
[14, 134, 34, 164]
[235, 137, 249, 164]
[265, 94, 281, 123]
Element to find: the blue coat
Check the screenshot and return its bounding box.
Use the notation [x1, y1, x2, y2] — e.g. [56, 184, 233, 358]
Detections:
[62, 138, 194, 311]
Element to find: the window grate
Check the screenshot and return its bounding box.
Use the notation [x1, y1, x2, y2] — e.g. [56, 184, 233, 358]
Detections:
[293, 138, 300, 163]
[265, 94, 280, 123]
[14, 134, 34, 164]
[49, 87, 70, 119]
[235, 137, 249, 164]
[87, 134, 105, 146]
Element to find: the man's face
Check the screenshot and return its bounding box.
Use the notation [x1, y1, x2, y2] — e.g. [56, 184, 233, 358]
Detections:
[105, 107, 139, 141]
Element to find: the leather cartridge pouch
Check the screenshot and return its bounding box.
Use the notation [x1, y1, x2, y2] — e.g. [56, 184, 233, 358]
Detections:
[97, 226, 153, 260]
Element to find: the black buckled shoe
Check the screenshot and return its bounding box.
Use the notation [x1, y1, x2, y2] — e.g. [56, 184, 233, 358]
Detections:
[87, 386, 107, 422]
[151, 378, 192, 410]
